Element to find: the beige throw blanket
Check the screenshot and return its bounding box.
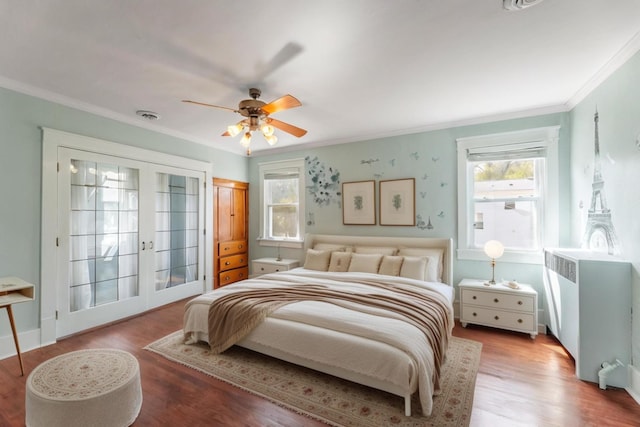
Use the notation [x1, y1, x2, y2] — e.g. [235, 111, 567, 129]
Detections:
[206, 277, 452, 412]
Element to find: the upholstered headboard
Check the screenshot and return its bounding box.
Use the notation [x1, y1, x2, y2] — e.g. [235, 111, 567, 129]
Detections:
[304, 234, 453, 286]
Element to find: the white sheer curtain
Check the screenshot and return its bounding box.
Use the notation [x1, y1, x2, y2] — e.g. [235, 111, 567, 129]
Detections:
[154, 173, 199, 290]
[69, 159, 139, 312]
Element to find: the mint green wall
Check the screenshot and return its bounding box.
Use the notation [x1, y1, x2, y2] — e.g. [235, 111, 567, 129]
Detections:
[248, 113, 571, 302]
[569, 50, 640, 370]
[0, 86, 247, 337]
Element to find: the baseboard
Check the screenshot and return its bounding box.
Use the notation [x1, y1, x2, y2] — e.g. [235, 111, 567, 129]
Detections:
[627, 364, 640, 405]
[0, 328, 41, 360]
[453, 299, 460, 319]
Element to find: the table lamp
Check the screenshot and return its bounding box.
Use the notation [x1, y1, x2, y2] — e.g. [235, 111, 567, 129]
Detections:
[484, 240, 504, 285]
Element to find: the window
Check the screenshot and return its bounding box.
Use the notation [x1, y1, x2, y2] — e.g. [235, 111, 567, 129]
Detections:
[457, 126, 559, 263]
[258, 159, 305, 247]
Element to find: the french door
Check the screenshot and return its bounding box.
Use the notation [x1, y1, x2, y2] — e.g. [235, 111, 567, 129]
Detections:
[56, 148, 205, 337]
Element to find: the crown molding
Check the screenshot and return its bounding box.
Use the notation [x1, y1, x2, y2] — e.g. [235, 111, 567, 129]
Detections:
[0, 75, 234, 153]
[567, 30, 640, 109]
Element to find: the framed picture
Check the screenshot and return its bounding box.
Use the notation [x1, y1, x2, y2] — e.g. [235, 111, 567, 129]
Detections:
[379, 178, 415, 226]
[342, 180, 376, 225]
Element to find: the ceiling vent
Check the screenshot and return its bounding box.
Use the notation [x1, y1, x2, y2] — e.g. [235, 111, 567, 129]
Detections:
[503, 0, 544, 11]
[136, 110, 160, 120]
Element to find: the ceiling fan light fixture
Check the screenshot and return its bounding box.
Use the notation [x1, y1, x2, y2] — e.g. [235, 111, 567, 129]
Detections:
[261, 124, 275, 137]
[183, 88, 306, 155]
[240, 132, 252, 148]
[227, 123, 243, 137]
[264, 134, 278, 146]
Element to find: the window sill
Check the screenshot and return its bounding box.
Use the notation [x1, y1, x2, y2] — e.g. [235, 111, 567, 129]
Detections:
[456, 248, 543, 265]
[257, 238, 304, 249]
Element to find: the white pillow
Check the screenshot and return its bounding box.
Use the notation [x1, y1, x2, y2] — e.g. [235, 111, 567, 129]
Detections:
[378, 255, 404, 276]
[313, 243, 352, 252]
[303, 249, 331, 271]
[328, 251, 352, 272]
[399, 256, 428, 281]
[354, 246, 398, 256]
[348, 253, 383, 274]
[398, 248, 443, 282]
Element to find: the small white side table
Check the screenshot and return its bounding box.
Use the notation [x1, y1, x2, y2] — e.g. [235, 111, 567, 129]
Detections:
[0, 276, 35, 375]
[251, 257, 300, 277]
[459, 278, 538, 339]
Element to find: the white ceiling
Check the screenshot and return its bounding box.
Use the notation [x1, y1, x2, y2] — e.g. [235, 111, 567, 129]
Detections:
[1, 0, 640, 156]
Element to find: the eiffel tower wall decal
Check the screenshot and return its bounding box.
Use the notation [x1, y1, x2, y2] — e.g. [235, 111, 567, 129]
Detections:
[582, 110, 621, 255]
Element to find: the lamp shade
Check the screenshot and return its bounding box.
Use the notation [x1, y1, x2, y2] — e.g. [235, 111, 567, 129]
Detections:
[227, 123, 243, 137]
[240, 132, 252, 148]
[484, 240, 504, 259]
[261, 124, 275, 137]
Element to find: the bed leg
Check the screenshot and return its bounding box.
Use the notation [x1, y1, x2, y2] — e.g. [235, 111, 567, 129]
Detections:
[404, 395, 411, 416]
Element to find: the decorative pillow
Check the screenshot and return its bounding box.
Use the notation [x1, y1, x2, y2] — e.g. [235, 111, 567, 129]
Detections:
[313, 243, 352, 252]
[328, 251, 352, 272]
[378, 255, 404, 276]
[399, 256, 428, 281]
[398, 248, 444, 282]
[303, 249, 331, 271]
[354, 246, 398, 256]
[347, 253, 383, 274]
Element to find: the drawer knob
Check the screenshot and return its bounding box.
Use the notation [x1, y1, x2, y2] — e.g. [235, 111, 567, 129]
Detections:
[238, 244, 243, 249]
[493, 298, 499, 303]
[494, 315, 500, 320]
[239, 273, 244, 278]
[472, 312, 477, 317]
[240, 259, 244, 263]
[518, 301, 523, 305]
[275, 268, 280, 272]
[261, 267, 265, 271]
[472, 296, 477, 300]
[225, 261, 231, 266]
[518, 319, 523, 323]
[224, 276, 230, 280]
[224, 247, 230, 251]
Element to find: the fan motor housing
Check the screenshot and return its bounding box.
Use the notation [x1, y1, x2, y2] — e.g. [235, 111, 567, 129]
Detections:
[238, 99, 266, 117]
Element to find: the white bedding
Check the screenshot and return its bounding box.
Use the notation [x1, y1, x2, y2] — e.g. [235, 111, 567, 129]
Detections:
[183, 268, 454, 415]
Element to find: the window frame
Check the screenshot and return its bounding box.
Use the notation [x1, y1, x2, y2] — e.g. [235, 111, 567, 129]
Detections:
[456, 126, 560, 264]
[258, 158, 305, 249]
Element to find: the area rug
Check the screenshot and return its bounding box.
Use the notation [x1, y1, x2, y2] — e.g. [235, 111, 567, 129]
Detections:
[145, 332, 482, 427]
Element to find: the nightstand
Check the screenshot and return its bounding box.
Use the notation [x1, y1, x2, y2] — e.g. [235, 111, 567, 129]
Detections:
[251, 258, 300, 277]
[459, 278, 538, 339]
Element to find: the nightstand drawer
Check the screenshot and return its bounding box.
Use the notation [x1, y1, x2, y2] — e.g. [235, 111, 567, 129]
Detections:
[219, 253, 248, 272]
[461, 289, 534, 312]
[219, 267, 248, 286]
[461, 306, 535, 331]
[251, 258, 300, 277]
[253, 262, 287, 274]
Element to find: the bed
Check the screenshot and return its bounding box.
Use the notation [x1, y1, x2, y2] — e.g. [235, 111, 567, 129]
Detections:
[183, 234, 454, 416]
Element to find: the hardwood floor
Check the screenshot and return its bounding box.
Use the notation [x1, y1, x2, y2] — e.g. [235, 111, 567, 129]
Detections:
[1, 299, 639, 426]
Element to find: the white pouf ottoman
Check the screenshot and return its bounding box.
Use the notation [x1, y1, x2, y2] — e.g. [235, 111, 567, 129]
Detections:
[25, 348, 142, 427]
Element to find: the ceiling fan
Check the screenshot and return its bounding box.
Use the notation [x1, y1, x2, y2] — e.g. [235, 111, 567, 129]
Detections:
[183, 88, 307, 155]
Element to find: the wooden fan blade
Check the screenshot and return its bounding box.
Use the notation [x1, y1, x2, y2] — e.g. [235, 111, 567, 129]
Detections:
[265, 117, 307, 138]
[221, 131, 230, 136]
[261, 95, 302, 115]
[182, 100, 237, 112]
